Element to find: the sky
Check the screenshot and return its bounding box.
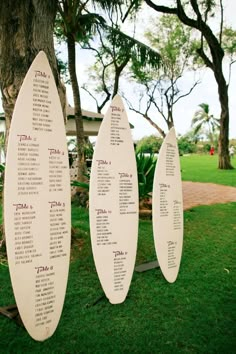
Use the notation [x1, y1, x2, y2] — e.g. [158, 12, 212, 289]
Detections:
[0, 0, 235, 141]
[63, 0, 236, 141]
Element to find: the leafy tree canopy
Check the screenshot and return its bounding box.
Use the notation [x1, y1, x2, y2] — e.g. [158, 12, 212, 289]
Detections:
[136, 134, 163, 153]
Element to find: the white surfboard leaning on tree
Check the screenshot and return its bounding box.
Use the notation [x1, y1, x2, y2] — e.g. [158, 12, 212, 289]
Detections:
[4, 51, 71, 341]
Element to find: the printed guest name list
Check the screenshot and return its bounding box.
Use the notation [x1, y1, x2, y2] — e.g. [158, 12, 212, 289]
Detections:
[90, 95, 138, 304]
[4, 52, 70, 341]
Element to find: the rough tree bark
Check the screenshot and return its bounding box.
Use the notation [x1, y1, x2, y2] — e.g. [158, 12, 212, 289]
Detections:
[56, 1, 89, 206]
[0, 0, 66, 245]
[67, 33, 87, 185]
[0, 0, 66, 147]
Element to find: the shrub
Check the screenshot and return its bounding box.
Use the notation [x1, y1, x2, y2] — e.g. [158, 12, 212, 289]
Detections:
[136, 152, 157, 201]
[203, 143, 211, 153]
[136, 135, 163, 154]
[177, 137, 196, 155]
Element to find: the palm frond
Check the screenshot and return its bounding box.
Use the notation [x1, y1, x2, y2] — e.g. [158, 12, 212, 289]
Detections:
[198, 102, 209, 114]
[193, 122, 203, 135]
[104, 25, 161, 69]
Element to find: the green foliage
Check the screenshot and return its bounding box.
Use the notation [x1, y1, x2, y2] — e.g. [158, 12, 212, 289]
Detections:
[147, 15, 191, 69]
[198, 0, 216, 19]
[202, 142, 211, 153]
[136, 135, 163, 154]
[71, 170, 90, 191]
[182, 129, 202, 144]
[75, 13, 106, 44]
[0, 163, 5, 193]
[136, 152, 157, 200]
[71, 180, 89, 190]
[71, 152, 157, 202]
[84, 139, 94, 160]
[177, 136, 197, 155]
[133, 14, 194, 83]
[187, 22, 236, 70]
[222, 26, 236, 59]
[105, 26, 161, 69]
[57, 2, 106, 45]
[82, 23, 161, 104]
[68, 138, 94, 160]
[56, 53, 70, 83]
[189, 38, 206, 67]
[128, 13, 199, 133]
[71, 152, 236, 202]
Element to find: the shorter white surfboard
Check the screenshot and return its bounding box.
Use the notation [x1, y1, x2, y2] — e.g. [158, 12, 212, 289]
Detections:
[89, 95, 138, 304]
[4, 51, 71, 341]
[152, 127, 183, 283]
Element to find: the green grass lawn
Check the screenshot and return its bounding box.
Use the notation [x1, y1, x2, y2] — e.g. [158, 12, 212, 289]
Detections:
[0, 154, 236, 353]
[0, 203, 235, 353]
[180, 154, 236, 186]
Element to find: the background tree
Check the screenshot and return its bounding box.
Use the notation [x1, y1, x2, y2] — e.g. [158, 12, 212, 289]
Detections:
[221, 26, 236, 84]
[177, 135, 197, 155]
[57, 0, 107, 190]
[137, 0, 235, 169]
[56, 0, 157, 191]
[136, 134, 163, 153]
[81, 18, 161, 113]
[191, 103, 220, 147]
[126, 14, 199, 137]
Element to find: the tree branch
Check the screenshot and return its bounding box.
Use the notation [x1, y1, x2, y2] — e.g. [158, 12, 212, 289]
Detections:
[121, 0, 137, 23]
[81, 85, 100, 111]
[196, 47, 214, 69]
[145, 0, 177, 15]
[190, 0, 202, 19]
[219, 0, 224, 45]
[228, 59, 236, 86]
[125, 96, 166, 138]
[174, 80, 200, 104]
[145, 82, 168, 124]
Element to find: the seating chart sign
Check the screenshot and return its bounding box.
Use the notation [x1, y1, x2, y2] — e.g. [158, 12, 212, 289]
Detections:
[89, 95, 138, 304]
[4, 51, 71, 341]
[152, 127, 183, 283]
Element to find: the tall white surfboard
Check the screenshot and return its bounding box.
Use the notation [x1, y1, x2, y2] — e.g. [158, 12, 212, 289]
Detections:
[152, 127, 183, 283]
[4, 51, 71, 341]
[89, 95, 138, 304]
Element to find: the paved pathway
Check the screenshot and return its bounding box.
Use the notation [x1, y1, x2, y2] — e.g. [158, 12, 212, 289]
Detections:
[182, 181, 236, 210]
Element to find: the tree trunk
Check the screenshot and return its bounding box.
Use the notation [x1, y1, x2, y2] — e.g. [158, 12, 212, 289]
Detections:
[112, 56, 130, 98]
[0, 0, 65, 147]
[217, 80, 232, 169]
[67, 33, 88, 203]
[167, 107, 174, 130]
[177, 5, 233, 169]
[210, 39, 232, 169]
[0, 0, 65, 245]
